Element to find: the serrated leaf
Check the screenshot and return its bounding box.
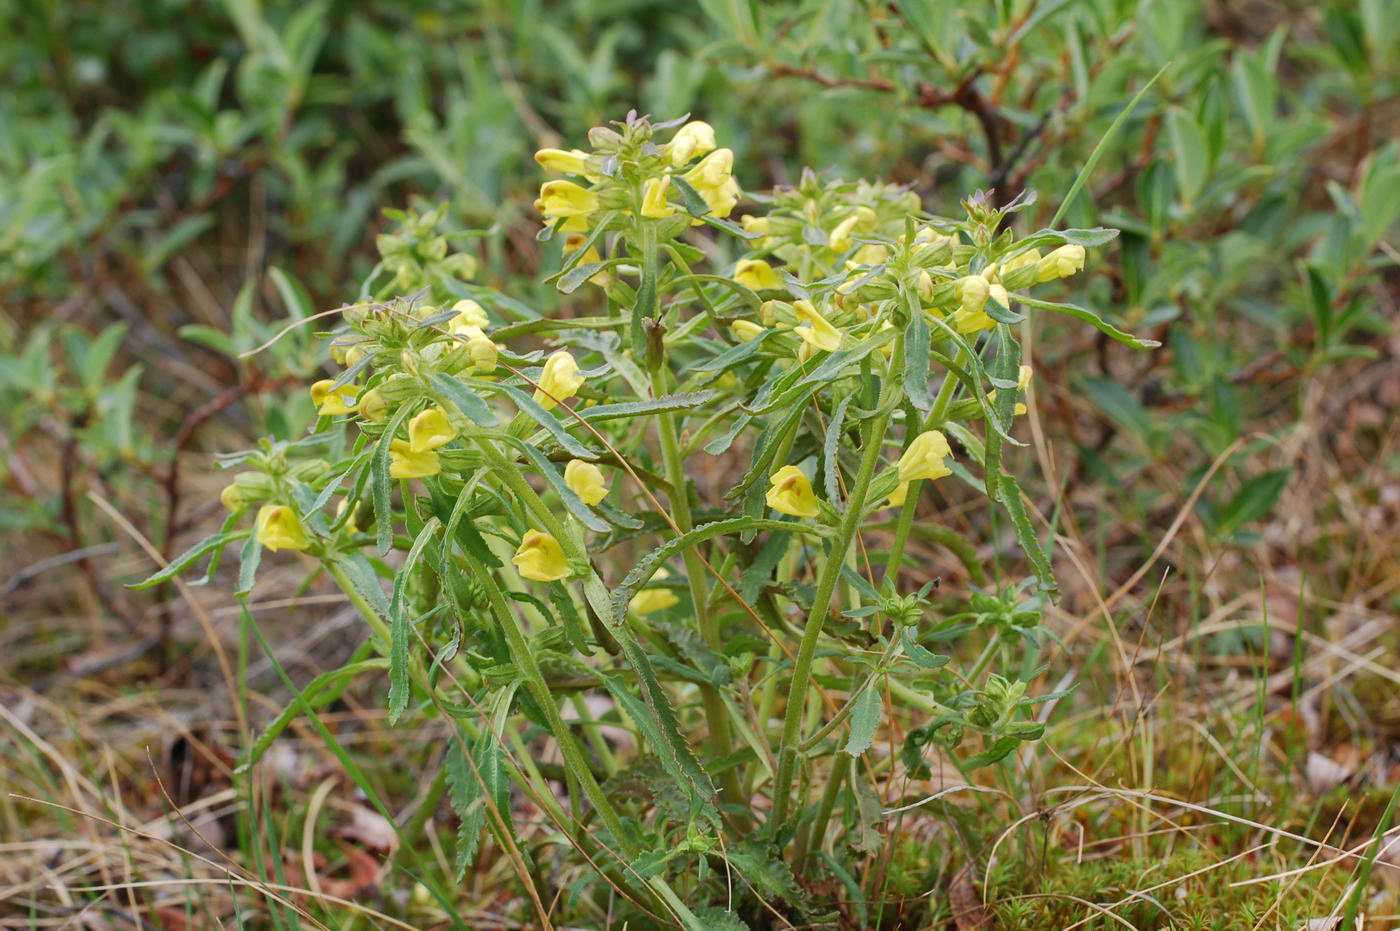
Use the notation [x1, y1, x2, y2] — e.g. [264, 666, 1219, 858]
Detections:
[128, 531, 248, 590]
[844, 682, 882, 757]
[431, 372, 498, 427]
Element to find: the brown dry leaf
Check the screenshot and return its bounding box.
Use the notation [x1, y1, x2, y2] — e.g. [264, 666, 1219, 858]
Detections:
[329, 802, 398, 853]
[949, 862, 993, 931]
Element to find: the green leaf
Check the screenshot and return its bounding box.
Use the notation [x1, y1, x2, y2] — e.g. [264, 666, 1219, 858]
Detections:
[613, 517, 822, 622]
[1167, 106, 1210, 205]
[994, 475, 1057, 593]
[1051, 64, 1167, 226]
[128, 531, 248, 590]
[963, 735, 1021, 769]
[388, 517, 440, 722]
[489, 384, 598, 459]
[843, 683, 882, 757]
[430, 372, 498, 427]
[557, 260, 623, 294]
[823, 395, 853, 508]
[902, 291, 931, 410]
[578, 391, 718, 423]
[1018, 294, 1160, 349]
[236, 659, 388, 774]
[373, 404, 414, 555]
[1218, 470, 1290, 536]
[901, 628, 950, 669]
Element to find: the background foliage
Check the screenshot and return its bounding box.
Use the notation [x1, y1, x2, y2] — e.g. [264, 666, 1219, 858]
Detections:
[2, 0, 1397, 927]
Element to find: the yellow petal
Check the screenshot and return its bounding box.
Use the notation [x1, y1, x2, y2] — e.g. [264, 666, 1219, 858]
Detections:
[255, 505, 310, 552]
[512, 530, 571, 582]
[765, 464, 820, 518]
[734, 258, 783, 291]
[533, 351, 584, 410]
[310, 379, 360, 416]
[389, 439, 441, 479]
[564, 459, 608, 506]
[633, 588, 680, 614]
[896, 431, 953, 484]
[667, 120, 717, 166]
[409, 407, 456, 453]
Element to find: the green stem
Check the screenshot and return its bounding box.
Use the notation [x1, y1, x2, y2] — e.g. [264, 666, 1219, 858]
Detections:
[883, 350, 963, 583]
[796, 752, 848, 864]
[651, 342, 746, 818]
[771, 406, 893, 831]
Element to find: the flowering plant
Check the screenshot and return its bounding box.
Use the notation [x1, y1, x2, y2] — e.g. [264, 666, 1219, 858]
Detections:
[139, 112, 1154, 927]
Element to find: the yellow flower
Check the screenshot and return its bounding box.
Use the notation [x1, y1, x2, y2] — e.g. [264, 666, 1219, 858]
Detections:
[512, 530, 571, 582]
[951, 275, 994, 333]
[640, 176, 675, 219]
[1001, 248, 1041, 275]
[633, 570, 680, 614]
[409, 407, 456, 453]
[766, 465, 820, 518]
[255, 505, 310, 552]
[1037, 244, 1086, 281]
[564, 459, 608, 506]
[389, 439, 441, 479]
[731, 319, 764, 342]
[791, 299, 843, 353]
[458, 325, 498, 374]
[357, 388, 387, 422]
[896, 431, 953, 483]
[535, 180, 599, 219]
[734, 258, 782, 291]
[534, 351, 584, 410]
[828, 213, 860, 252]
[916, 269, 935, 301]
[220, 484, 247, 512]
[667, 120, 717, 166]
[852, 243, 889, 265]
[345, 345, 367, 368]
[310, 379, 360, 416]
[741, 214, 771, 236]
[450, 299, 489, 331]
[682, 149, 739, 219]
[534, 148, 591, 175]
[887, 481, 910, 508]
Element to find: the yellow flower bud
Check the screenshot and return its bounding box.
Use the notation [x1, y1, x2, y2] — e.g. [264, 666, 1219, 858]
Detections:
[952, 275, 995, 333]
[458, 325, 498, 374]
[828, 213, 860, 252]
[1037, 243, 1086, 282]
[357, 388, 387, 422]
[255, 505, 310, 552]
[336, 498, 361, 532]
[759, 300, 782, 326]
[791, 299, 843, 353]
[640, 176, 675, 219]
[450, 299, 489, 330]
[389, 439, 441, 479]
[345, 345, 367, 368]
[741, 214, 771, 236]
[1001, 248, 1041, 274]
[564, 459, 608, 506]
[534, 351, 584, 410]
[852, 243, 888, 266]
[512, 530, 571, 582]
[916, 269, 935, 302]
[896, 431, 953, 483]
[682, 149, 739, 219]
[409, 407, 456, 453]
[765, 465, 820, 518]
[855, 206, 878, 230]
[634, 569, 681, 614]
[668, 120, 717, 166]
[310, 379, 360, 416]
[220, 483, 247, 512]
[535, 180, 599, 219]
[731, 319, 764, 342]
[734, 258, 782, 291]
[534, 148, 591, 175]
